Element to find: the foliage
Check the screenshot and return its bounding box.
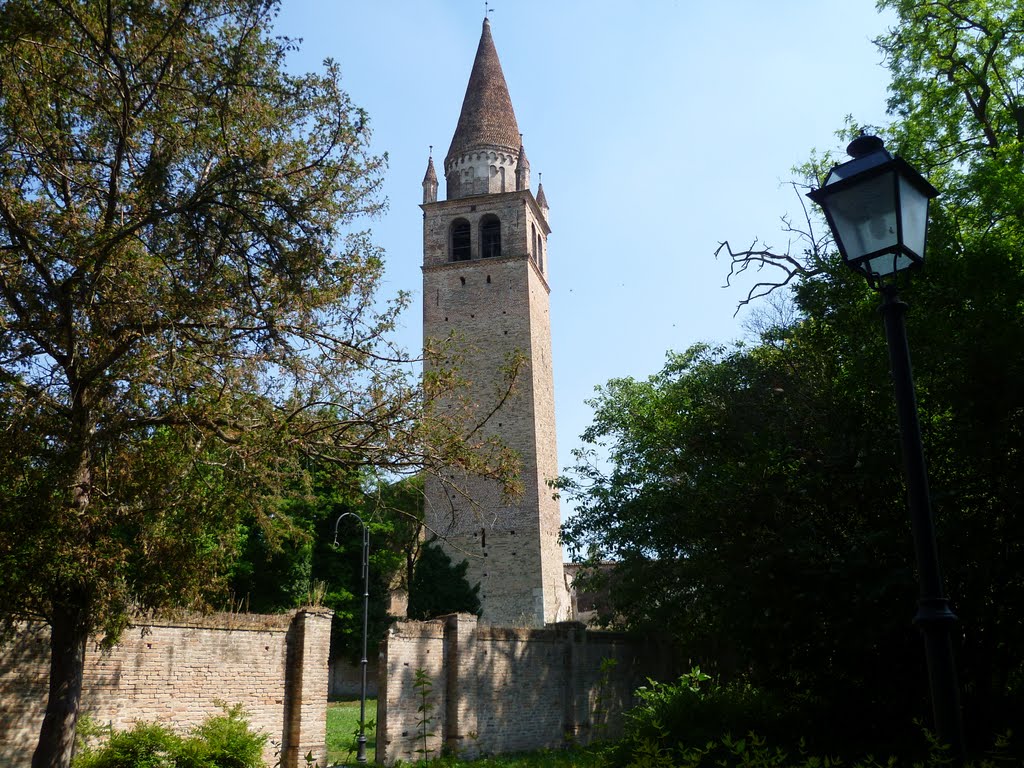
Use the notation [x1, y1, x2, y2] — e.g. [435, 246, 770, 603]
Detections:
[407, 541, 482, 621]
[608, 669, 813, 767]
[0, 1, 517, 765]
[607, 731, 1015, 768]
[326, 474, 427, 662]
[71, 722, 181, 768]
[414, 667, 436, 762]
[226, 469, 419, 663]
[71, 705, 266, 768]
[184, 703, 266, 768]
[561, 0, 1024, 757]
[560, 335, 922, 751]
[609, 675, 1016, 767]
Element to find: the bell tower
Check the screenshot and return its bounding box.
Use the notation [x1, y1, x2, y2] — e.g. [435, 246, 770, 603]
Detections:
[421, 18, 568, 626]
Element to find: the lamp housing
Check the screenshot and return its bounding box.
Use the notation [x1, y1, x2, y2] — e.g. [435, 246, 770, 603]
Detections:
[808, 135, 938, 283]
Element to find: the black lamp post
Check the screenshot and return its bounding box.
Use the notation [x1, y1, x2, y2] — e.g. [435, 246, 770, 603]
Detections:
[808, 135, 964, 757]
[334, 512, 370, 765]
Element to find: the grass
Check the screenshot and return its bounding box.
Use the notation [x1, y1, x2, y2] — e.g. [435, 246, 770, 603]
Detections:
[445, 749, 605, 768]
[327, 698, 377, 766]
[325, 699, 603, 768]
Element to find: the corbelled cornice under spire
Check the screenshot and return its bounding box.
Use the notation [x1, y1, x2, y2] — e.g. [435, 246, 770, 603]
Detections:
[446, 18, 521, 163]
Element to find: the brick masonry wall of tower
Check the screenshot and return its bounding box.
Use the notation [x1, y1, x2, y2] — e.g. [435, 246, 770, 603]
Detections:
[422, 190, 569, 626]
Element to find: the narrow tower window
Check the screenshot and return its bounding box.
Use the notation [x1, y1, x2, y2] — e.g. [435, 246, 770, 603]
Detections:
[450, 218, 471, 261]
[481, 214, 501, 259]
[531, 224, 537, 263]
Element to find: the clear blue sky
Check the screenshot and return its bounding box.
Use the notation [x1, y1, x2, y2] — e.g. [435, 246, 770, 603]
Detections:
[273, 1, 897, 494]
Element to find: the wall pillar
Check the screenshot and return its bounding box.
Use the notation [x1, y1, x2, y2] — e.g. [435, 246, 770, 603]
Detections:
[282, 610, 332, 768]
[444, 614, 480, 759]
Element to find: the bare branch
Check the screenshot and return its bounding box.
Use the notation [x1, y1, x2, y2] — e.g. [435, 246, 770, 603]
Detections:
[715, 181, 832, 314]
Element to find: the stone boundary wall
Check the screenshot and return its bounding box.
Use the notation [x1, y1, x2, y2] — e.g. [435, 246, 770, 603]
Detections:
[0, 609, 332, 767]
[377, 615, 668, 764]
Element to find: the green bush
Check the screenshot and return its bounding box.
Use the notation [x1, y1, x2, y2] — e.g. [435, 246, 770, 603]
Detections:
[607, 668, 801, 766]
[605, 670, 1016, 768]
[72, 722, 183, 768]
[610, 730, 1015, 768]
[72, 705, 266, 768]
[182, 704, 266, 768]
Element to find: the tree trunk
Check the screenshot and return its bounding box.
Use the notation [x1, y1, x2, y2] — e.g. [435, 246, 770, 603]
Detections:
[33, 391, 93, 767]
[32, 602, 88, 768]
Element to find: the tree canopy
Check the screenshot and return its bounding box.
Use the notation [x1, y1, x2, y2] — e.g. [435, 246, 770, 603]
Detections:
[561, 0, 1024, 755]
[0, 2, 510, 765]
[406, 539, 482, 621]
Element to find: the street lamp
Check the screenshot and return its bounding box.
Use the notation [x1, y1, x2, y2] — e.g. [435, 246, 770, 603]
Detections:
[334, 512, 370, 765]
[808, 135, 964, 757]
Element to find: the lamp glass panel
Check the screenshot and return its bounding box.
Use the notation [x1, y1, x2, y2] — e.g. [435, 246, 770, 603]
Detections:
[825, 171, 898, 264]
[899, 174, 929, 259]
[865, 252, 915, 277]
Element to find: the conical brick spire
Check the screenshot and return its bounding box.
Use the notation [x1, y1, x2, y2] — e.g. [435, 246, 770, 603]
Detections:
[536, 181, 548, 210]
[422, 153, 438, 204]
[423, 155, 438, 185]
[516, 140, 530, 191]
[446, 18, 521, 162]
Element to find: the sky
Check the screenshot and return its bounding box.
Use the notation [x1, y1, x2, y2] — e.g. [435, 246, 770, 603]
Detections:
[272, 1, 898, 504]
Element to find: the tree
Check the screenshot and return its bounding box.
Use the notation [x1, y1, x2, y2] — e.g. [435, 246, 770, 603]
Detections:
[560, 334, 927, 752]
[229, 470, 426, 663]
[406, 541, 482, 621]
[0, 3, 513, 766]
[562, 0, 1024, 754]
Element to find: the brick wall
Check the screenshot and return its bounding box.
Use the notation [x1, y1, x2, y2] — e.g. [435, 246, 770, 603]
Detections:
[377, 615, 668, 764]
[376, 619, 447, 762]
[0, 609, 332, 767]
[329, 658, 379, 699]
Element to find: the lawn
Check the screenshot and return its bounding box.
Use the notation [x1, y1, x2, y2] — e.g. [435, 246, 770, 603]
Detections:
[324, 699, 603, 768]
[326, 699, 376, 766]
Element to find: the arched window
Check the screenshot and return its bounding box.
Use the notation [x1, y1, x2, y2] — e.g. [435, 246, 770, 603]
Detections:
[538, 236, 544, 272]
[531, 224, 537, 263]
[451, 219, 471, 261]
[481, 214, 501, 259]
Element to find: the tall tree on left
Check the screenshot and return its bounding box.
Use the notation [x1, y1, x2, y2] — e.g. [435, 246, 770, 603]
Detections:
[0, 2, 459, 766]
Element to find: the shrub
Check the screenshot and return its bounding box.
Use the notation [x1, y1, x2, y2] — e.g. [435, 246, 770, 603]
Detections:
[72, 705, 266, 768]
[605, 670, 1016, 768]
[72, 722, 183, 768]
[182, 703, 266, 768]
[607, 667, 801, 766]
[609, 730, 1015, 768]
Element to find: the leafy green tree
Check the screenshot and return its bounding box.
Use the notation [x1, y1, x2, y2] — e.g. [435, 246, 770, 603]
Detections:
[372, 473, 427, 602]
[563, 0, 1024, 754]
[874, 0, 1024, 745]
[406, 541, 481, 621]
[0, 3, 514, 766]
[561, 333, 924, 752]
[313, 474, 422, 664]
[226, 471, 425, 662]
